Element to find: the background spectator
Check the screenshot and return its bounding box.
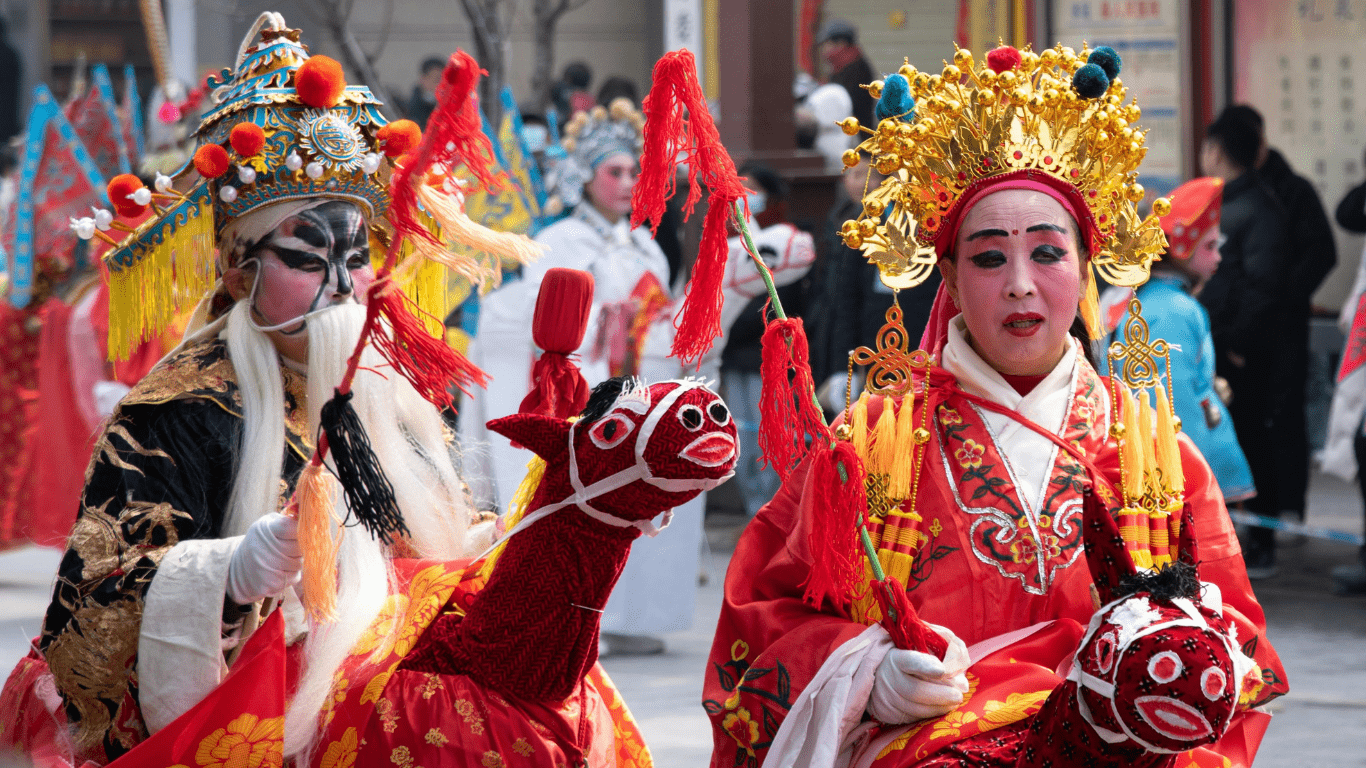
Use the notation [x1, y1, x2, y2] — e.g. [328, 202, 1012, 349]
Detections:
[794, 72, 854, 172]
[551, 61, 594, 120]
[1198, 106, 1295, 579]
[406, 57, 445, 127]
[1337, 148, 1366, 234]
[595, 76, 638, 108]
[817, 18, 874, 129]
[0, 18, 20, 144]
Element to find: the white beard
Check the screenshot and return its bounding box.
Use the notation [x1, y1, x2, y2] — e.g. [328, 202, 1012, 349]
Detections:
[220, 301, 469, 758]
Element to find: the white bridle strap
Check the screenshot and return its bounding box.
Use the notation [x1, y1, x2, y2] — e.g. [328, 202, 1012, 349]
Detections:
[477, 381, 730, 561]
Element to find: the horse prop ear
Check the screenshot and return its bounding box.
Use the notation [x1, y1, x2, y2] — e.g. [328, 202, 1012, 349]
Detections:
[487, 414, 572, 462]
[1083, 480, 1139, 605]
[1174, 501, 1200, 572]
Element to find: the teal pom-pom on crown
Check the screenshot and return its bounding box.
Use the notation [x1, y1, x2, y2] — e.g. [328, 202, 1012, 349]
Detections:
[1087, 46, 1122, 81]
[874, 74, 915, 124]
[1072, 63, 1110, 99]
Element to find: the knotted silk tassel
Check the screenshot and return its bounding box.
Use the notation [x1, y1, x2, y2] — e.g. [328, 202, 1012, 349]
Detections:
[369, 286, 488, 409]
[801, 441, 868, 609]
[296, 459, 342, 623]
[868, 396, 898, 478]
[850, 394, 870, 463]
[631, 49, 749, 364]
[889, 396, 917, 501]
[758, 317, 830, 482]
[319, 389, 408, 545]
[1154, 384, 1184, 496]
[872, 576, 950, 658]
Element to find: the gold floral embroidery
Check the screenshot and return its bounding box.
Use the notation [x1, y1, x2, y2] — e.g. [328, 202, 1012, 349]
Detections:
[318, 727, 359, 768]
[390, 745, 419, 767]
[721, 707, 761, 757]
[424, 728, 448, 747]
[954, 439, 985, 469]
[979, 690, 1052, 729]
[480, 752, 505, 768]
[512, 738, 534, 757]
[376, 697, 401, 734]
[928, 710, 978, 740]
[455, 697, 486, 735]
[360, 660, 402, 705]
[420, 673, 443, 700]
[191, 713, 284, 768]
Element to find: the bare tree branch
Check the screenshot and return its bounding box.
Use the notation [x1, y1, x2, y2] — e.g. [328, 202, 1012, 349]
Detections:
[529, 0, 591, 113]
[297, 0, 407, 119]
[364, 0, 396, 64]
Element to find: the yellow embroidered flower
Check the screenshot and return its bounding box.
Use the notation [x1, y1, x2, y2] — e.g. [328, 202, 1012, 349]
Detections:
[481, 751, 505, 768]
[192, 713, 285, 768]
[512, 738, 534, 757]
[721, 707, 761, 756]
[730, 639, 750, 661]
[939, 407, 963, 425]
[980, 690, 1052, 729]
[929, 710, 978, 740]
[954, 439, 984, 469]
[360, 660, 401, 705]
[425, 728, 449, 747]
[929, 518, 943, 537]
[318, 727, 359, 768]
[390, 745, 415, 767]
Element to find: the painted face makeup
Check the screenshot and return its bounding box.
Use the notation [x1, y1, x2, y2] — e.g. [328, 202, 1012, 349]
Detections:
[943, 188, 1083, 377]
[585, 152, 639, 223]
[244, 200, 375, 336]
[1186, 227, 1222, 283]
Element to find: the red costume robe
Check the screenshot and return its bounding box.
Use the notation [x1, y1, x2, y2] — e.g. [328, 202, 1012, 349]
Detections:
[704, 343, 1286, 767]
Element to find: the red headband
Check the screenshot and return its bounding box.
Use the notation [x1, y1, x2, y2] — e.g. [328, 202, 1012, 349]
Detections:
[932, 171, 1098, 260]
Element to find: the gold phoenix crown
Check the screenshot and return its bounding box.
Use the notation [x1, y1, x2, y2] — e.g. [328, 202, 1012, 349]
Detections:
[838, 42, 1171, 291]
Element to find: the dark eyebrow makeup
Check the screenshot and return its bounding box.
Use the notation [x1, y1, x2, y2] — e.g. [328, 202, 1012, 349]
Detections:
[966, 228, 1010, 241]
[1025, 223, 1069, 235]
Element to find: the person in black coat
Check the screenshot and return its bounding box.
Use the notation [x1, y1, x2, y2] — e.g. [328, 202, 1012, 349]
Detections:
[1218, 106, 1338, 542]
[1337, 148, 1366, 234]
[1198, 108, 1296, 578]
[0, 18, 21, 144]
[406, 57, 444, 128]
[817, 19, 875, 129]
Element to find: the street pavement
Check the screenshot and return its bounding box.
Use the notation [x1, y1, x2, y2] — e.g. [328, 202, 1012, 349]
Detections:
[0, 472, 1362, 766]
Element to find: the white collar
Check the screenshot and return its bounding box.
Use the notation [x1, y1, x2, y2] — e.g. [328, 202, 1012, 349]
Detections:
[941, 315, 1078, 414]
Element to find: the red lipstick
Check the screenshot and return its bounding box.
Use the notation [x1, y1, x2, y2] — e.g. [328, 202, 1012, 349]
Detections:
[1003, 312, 1044, 337]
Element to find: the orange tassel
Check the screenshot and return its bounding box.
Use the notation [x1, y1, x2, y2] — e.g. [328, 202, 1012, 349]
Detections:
[296, 460, 342, 624]
[889, 396, 916, 501]
[850, 394, 869, 463]
[869, 396, 898, 478]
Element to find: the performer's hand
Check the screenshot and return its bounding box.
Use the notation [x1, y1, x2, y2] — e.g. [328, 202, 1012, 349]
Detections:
[227, 512, 304, 604]
[867, 624, 971, 724]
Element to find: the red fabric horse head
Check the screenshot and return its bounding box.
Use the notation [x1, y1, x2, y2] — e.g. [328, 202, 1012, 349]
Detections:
[488, 377, 738, 526]
[1069, 490, 1258, 754]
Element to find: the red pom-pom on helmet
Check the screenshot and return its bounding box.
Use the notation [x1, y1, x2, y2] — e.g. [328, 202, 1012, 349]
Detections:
[194, 144, 231, 179]
[229, 122, 266, 157]
[376, 120, 422, 157]
[986, 45, 1023, 73]
[107, 173, 149, 217]
[295, 55, 347, 108]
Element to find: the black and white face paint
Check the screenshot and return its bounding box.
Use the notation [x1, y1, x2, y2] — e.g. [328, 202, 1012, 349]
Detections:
[239, 200, 373, 335]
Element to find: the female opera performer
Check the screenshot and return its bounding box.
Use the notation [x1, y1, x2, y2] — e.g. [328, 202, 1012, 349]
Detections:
[704, 42, 1286, 768]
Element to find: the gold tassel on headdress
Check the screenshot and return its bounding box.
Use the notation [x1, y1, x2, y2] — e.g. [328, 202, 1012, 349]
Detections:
[105, 191, 216, 359]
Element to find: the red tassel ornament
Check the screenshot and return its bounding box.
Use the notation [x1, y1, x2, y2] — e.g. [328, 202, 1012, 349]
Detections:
[368, 285, 489, 409]
[758, 317, 831, 482]
[801, 441, 868, 610]
[389, 50, 505, 258]
[519, 268, 594, 419]
[632, 49, 749, 365]
[872, 576, 950, 658]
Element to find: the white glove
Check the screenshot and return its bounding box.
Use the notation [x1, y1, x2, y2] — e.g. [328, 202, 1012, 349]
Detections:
[867, 624, 972, 724]
[226, 512, 303, 605]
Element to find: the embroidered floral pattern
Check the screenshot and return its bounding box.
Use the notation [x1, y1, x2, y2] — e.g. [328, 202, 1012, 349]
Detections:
[423, 728, 448, 747]
[721, 707, 761, 757]
[934, 367, 1110, 595]
[190, 713, 284, 768]
[512, 738, 534, 757]
[318, 727, 358, 768]
[455, 697, 486, 735]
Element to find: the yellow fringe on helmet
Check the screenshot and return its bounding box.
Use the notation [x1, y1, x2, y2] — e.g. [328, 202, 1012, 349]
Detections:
[477, 455, 547, 580]
[296, 461, 342, 624]
[415, 184, 542, 287]
[393, 253, 451, 337]
[105, 192, 215, 360]
[1080, 266, 1103, 340]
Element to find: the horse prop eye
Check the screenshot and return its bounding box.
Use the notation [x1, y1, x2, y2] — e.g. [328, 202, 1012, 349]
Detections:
[708, 401, 731, 426]
[678, 404, 704, 431]
[590, 413, 635, 449]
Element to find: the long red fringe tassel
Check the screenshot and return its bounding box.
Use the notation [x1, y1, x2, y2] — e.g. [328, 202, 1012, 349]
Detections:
[801, 441, 868, 609]
[369, 285, 489, 409]
[632, 49, 749, 364]
[758, 317, 830, 482]
[390, 49, 505, 255]
[872, 576, 950, 658]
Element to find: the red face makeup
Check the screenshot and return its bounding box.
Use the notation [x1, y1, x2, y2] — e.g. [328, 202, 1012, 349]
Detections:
[245, 200, 375, 362]
[944, 189, 1083, 377]
[585, 153, 639, 223]
[1186, 227, 1222, 283]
